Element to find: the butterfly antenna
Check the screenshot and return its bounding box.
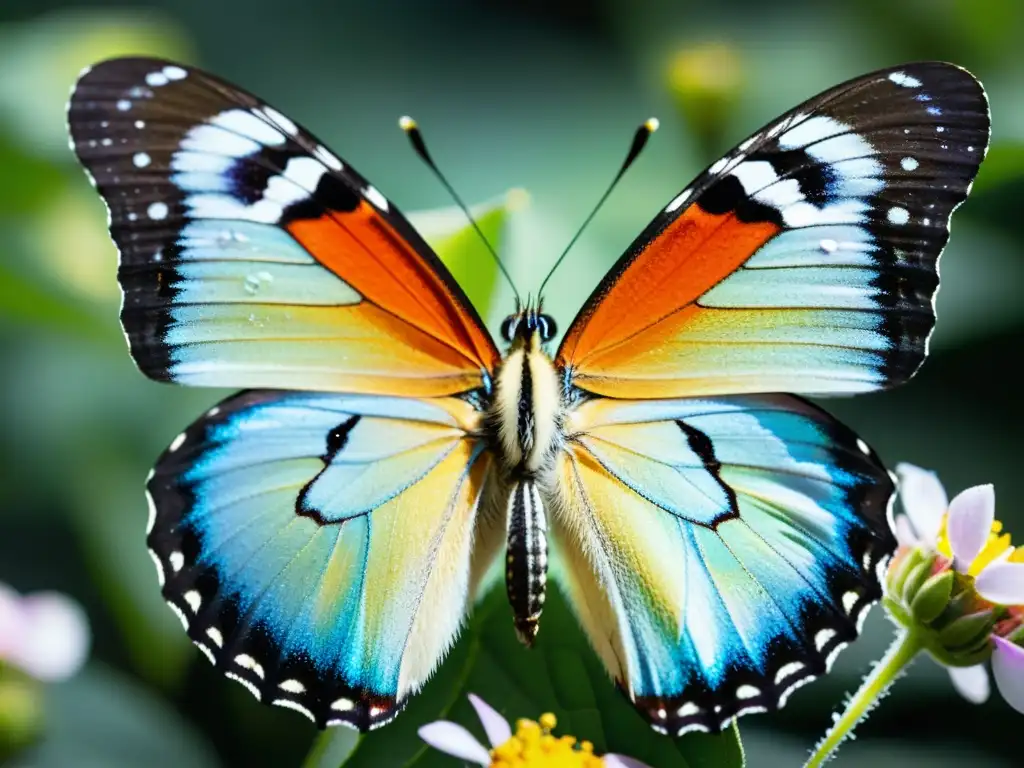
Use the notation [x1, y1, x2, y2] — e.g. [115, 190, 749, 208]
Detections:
[400, 116, 520, 304]
[537, 117, 659, 299]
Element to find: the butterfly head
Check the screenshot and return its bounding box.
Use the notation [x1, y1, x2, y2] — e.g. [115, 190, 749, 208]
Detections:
[500, 308, 557, 347]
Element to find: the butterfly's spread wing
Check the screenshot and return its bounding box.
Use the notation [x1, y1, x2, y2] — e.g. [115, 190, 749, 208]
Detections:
[68, 59, 497, 397]
[147, 391, 498, 729]
[558, 63, 989, 398]
[551, 395, 894, 735]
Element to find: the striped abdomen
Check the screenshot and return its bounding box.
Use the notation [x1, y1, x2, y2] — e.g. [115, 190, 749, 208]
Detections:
[505, 480, 547, 645]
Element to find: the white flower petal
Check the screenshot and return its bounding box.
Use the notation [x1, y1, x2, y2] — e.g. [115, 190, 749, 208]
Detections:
[893, 515, 919, 548]
[947, 484, 995, 571]
[992, 637, 1024, 714]
[468, 693, 512, 748]
[947, 663, 990, 704]
[895, 463, 947, 545]
[975, 562, 1024, 606]
[605, 755, 655, 768]
[418, 721, 491, 766]
[9, 592, 90, 681]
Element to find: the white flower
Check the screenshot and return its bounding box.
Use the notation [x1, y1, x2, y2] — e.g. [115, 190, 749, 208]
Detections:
[418, 693, 652, 767]
[893, 464, 1024, 710]
[0, 582, 90, 681]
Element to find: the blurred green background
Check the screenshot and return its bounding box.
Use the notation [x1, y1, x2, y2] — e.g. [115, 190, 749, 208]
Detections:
[1, 0, 1022, 766]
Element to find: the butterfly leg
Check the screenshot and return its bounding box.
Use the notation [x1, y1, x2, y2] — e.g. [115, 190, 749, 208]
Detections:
[504, 480, 548, 646]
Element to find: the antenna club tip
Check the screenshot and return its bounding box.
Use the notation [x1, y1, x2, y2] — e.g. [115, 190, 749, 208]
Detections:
[399, 115, 418, 132]
[645, 117, 660, 133]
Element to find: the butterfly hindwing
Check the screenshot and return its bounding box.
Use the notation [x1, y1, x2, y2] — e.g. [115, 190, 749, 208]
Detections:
[68, 58, 498, 397]
[551, 394, 894, 735]
[558, 62, 989, 398]
[146, 390, 498, 729]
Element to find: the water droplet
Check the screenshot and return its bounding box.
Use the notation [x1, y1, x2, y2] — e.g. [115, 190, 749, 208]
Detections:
[243, 271, 274, 295]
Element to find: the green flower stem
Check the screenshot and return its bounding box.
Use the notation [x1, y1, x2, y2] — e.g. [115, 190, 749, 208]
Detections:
[804, 629, 924, 768]
[301, 728, 360, 768]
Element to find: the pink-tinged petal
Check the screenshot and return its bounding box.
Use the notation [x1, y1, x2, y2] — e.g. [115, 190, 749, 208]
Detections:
[947, 484, 995, 572]
[467, 693, 512, 748]
[418, 721, 491, 766]
[947, 664, 990, 704]
[9, 592, 90, 681]
[975, 562, 1024, 606]
[895, 463, 947, 545]
[893, 515, 918, 548]
[605, 755, 655, 768]
[992, 636, 1024, 714]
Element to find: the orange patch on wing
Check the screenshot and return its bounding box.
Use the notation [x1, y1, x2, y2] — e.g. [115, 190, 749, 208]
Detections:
[558, 208, 779, 368]
[287, 202, 498, 373]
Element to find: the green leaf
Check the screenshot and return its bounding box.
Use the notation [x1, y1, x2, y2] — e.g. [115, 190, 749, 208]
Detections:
[411, 191, 525, 323]
[303, 729, 361, 768]
[971, 142, 1024, 194]
[317, 587, 743, 768]
[0, 260, 110, 341]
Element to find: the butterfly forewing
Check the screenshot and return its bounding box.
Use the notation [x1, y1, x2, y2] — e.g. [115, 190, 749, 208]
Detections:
[68, 58, 497, 397]
[558, 62, 990, 399]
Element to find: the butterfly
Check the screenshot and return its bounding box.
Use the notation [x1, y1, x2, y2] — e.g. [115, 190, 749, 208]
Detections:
[67, 58, 988, 734]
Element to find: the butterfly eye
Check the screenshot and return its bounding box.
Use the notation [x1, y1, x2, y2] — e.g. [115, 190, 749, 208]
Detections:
[500, 316, 517, 343]
[538, 314, 557, 342]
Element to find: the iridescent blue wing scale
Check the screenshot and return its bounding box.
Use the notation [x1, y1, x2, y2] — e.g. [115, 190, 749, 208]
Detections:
[146, 390, 498, 729]
[550, 395, 895, 735]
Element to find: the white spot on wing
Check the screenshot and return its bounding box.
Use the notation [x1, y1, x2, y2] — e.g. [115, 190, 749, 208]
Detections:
[148, 201, 169, 220]
[364, 185, 389, 211]
[195, 642, 216, 665]
[887, 206, 910, 225]
[708, 156, 730, 175]
[856, 438, 871, 454]
[331, 697, 355, 712]
[665, 189, 691, 213]
[260, 106, 298, 136]
[225, 672, 261, 700]
[272, 698, 315, 722]
[206, 627, 224, 647]
[148, 549, 165, 586]
[167, 601, 189, 629]
[169, 551, 184, 572]
[842, 590, 860, 613]
[901, 156, 919, 171]
[234, 654, 265, 679]
[163, 65, 188, 80]
[116, 99, 131, 111]
[775, 661, 804, 685]
[313, 145, 343, 171]
[210, 109, 287, 146]
[133, 152, 151, 168]
[183, 590, 201, 612]
[815, 628, 837, 651]
[888, 71, 922, 88]
[676, 701, 701, 717]
[737, 684, 761, 700]
[146, 71, 169, 87]
[279, 679, 306, 694]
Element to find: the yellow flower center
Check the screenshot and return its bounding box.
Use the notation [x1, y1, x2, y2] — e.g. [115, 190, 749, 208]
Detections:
[936, 516, 1024, 576]
[489, 713, 605, 768]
